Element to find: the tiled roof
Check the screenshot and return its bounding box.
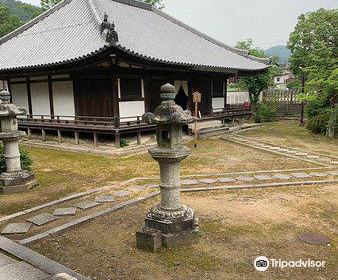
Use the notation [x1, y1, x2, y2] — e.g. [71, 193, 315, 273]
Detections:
[0, 0, 270, 72]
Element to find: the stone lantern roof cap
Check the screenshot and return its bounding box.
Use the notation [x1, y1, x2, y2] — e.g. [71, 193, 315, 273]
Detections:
[0, 89, 27, 117]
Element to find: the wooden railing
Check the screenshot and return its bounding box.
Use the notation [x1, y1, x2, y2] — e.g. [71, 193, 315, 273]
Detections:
[208, 104, 252, 120]
[18, 105, 252, 130]
[18, 114, 147, 130]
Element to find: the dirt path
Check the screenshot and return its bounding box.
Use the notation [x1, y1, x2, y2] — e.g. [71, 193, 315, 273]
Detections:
[31, 184, 337, 280]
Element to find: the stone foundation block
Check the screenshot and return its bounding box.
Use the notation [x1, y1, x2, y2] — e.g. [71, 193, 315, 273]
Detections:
[136, 227, 162, 252]
[145, 216, 196, 234]
[162, 229, 199, 248]
[0, 170, 37, 194]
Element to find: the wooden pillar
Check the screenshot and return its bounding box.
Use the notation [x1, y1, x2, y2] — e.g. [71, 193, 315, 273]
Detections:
[187, 80, 193, 111]
[224, 79, 228, 109]
[115, 131, 120, 148]
[137, 130, 141, 145]
[7, 78, 12, 103]
[27, 128, 31, 139]
[210, 80, 214, 114]
[41, 128, 46, 141]
[111, 66, 120, 129]
[93, 132, 98, 146]
[48, 75, 55, 118]
[57, 130, 62, 143]
[208, 80, 212, 115]
[26, 76, 33, 116]
[74, 131, 80, 145]
[143, 76, 150, 112]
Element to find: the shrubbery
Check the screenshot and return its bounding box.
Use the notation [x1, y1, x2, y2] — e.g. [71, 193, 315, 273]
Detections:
[306, 109, 331, 134]
[253, 103, 277, 123]
[120, 139, 129, 148]
[0, 146, 33, 173]
[326, 106, 338, 138]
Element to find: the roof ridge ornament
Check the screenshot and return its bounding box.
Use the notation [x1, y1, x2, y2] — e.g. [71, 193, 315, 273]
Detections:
[100, 12, 119, 44]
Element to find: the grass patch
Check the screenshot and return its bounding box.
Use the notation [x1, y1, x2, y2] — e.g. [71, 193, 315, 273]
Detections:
[158, 246, 223, 271]
[0, 121, 327, 216]
[240, 121, 338, 154]
[201, 219, 262, 240]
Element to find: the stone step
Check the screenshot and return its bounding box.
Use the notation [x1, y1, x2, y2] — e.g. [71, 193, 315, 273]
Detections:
[198, 126, 230, 138]
[188, 120, 223, 131]
[0, 261, 51, 280]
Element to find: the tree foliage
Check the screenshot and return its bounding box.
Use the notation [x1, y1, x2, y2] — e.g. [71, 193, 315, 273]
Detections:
[143, 0, 164, 9]
[235, 39, 281, 111]
[288, 8, 337, 81]
[40, 0, 61, 10]
[0, 6, 24, 37]
[288, 8, 338, 135]
[0, 0, 42, 21]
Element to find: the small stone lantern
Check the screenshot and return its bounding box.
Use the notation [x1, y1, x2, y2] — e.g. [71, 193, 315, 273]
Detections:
[136, 83, 199, 252]
[0, 89, 37, 194]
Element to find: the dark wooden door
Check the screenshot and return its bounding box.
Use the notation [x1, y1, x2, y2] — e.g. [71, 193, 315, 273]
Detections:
[75, 77, 113, 117]
[146, 78, 169, 113]
[190, 79, 212, 116]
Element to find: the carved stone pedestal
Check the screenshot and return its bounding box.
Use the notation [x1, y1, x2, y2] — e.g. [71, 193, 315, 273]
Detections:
[137, 205, 199, 251]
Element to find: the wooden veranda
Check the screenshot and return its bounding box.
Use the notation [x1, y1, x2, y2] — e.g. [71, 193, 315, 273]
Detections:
[18, 104, 252, 148]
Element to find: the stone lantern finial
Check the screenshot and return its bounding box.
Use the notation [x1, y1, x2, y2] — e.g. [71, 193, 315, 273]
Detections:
[136, 83, 199, 252]
[160, 83, 176, 101]
[0, 89, 11, 104]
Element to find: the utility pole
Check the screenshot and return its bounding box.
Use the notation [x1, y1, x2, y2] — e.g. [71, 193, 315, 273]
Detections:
[192, 91, 201, 148]
[300, 74, 305, 126]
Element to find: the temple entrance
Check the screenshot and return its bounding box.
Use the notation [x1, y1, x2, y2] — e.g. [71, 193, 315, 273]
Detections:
[174, 80, 189, 110]
[174, 86, 188, 110]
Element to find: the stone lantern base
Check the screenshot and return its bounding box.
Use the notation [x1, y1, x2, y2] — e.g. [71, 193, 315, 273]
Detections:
[136, 205, 199, 252]
[0, 170, 37, 194]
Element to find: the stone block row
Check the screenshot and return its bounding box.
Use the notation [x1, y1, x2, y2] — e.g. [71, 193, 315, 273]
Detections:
[1, 194, 121, 235]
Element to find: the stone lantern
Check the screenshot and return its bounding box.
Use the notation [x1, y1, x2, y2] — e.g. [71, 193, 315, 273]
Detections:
[136, 83, 199, 252]
[0, 89, 37, 194]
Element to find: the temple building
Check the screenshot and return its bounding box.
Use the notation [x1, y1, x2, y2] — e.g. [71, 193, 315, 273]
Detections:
[0, 0, 270, 146]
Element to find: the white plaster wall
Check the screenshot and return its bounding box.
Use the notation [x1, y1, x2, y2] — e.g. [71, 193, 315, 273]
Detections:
[30, 83, 50, 117]
[227, 91, 250, 104]
[11, 84, 29, 117]
[119, 101, 145, 121]
[212, 97, 225, 111]
[52, 81, 75, 119]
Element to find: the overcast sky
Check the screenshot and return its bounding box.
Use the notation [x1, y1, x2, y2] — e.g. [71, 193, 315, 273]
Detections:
[20, 0, 336, 49]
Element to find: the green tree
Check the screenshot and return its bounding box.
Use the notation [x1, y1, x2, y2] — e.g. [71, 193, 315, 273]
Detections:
[235, 39, 281, 112]
[143, 0, 164, 9]
[288, 8, 338, 135]
[40, 0, 61, 10]
[0, 0, 43, 21]
[0, 6, 24, 37]
[288, 8, 337, 81]
[17, 5, 43, 20]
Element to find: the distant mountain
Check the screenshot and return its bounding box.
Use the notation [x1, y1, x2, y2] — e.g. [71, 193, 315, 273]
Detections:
[0, 0, 42, 21]
[265, 45, 291, 64]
